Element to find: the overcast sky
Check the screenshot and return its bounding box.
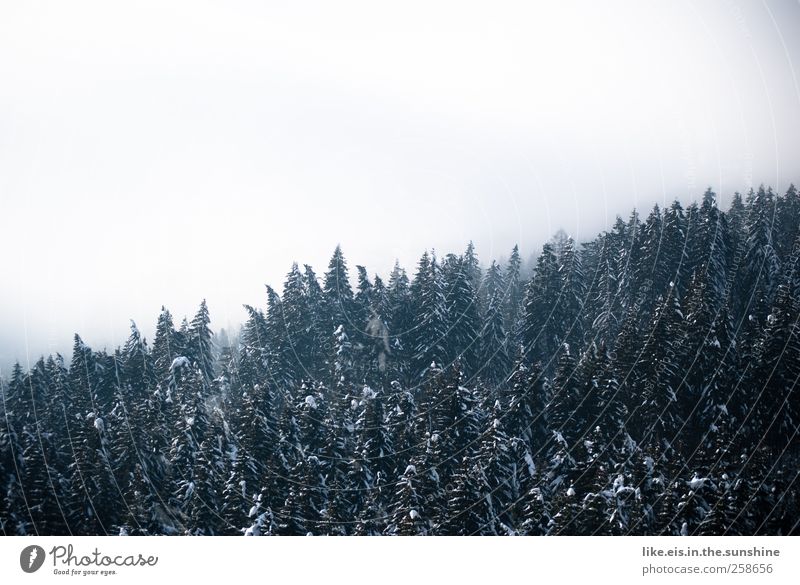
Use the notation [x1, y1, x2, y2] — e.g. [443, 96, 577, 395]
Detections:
[1, 0, 800, 371]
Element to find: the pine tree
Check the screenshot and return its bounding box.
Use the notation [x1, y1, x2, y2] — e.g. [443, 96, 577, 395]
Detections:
[632, 288, 684, 450]
[631, 202, 688, 308]
[386, 461, 429, 535]
[168, 359, 212, 532]
[476, 399, 516, 533]
[478, 262, 511, 384]
[746, 278, 799, 450]
[224, 381, 277, 530]
[503, 245, 524, 344]
[586, 235, 621, 341]
[264, 286, 294, 388]
[237, 305, 269, 390]
[187, 300, 215, 386]
[463, 241, 483, 298]
[385, 261, 414, 382]
[152, 307, 180, 388]
[520, 477, 550, 535]
[384, 381, 418, 478]
[184, 436, 223, 535]
[281, 263, 313, 378]
[505, 355, 548, 465]
[522, 242, 561, 366]
[65, 336, 120, 534]
[409, 252, 449, 378]
[353, 264, 374, 346]
[442, 253, 481, 378]
[557, 237, 586, 351]
[19, 361, 68, 534]
[741, 187, 781, 321]
[303, 264, 331, 380]
[441, 455, 490, 535]
[689, 189, 729, 304]
[355, 386, 393, 495]
[546, 344, 580, 453]
[281, 455, 324, 535]
[2, 184, 798, 537]
[114, 323, 158, 514]
[681, 270, 737, 460]
[775, 184, 799, 260]
[574, 341, 626, 464]
[323, 245, 355, 333]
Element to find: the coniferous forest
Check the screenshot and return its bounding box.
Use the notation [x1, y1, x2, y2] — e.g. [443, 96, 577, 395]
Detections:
[1, 186, 799, 536]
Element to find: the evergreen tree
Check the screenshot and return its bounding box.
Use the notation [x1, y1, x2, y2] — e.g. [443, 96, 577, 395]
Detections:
[409, 252, 449, 378]
[186, 300, 215, 386]
[385, 261, 414, 382]
[263, 286, 294, 389]
[478, 262, 511, 384]
[323, 245, 355, 332]
[152, 307, 180, 387]
[505, 356, 548, 463]
[746, 278, 799, 450]
[546, 344, 580, 453]
[503, 245, 524, 344]
[557, 237, 586, 351]
[2, 184, 798, 537]
[303, 264, 331, 380]
[741, 187, 780, 321]
[281, 263, 313, 378]
[386, 460, 429, 535]
[442, 253, 481, 378]
[522, 242, 561, 366]
[632, 288, 684, 450]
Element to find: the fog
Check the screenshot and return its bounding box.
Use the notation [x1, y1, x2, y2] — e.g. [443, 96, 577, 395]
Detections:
[1, 0, 800, 372]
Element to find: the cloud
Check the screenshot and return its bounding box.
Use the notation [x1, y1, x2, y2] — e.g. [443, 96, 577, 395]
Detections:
[0, 1, 798, 368]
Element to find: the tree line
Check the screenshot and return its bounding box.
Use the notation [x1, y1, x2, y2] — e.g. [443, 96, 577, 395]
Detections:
[1, 185, 798, 535]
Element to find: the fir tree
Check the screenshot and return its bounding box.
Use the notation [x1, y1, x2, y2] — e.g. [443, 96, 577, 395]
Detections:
[478, 262, 511, 384]
[409, 252, 449, 378]
[323, 245, 355, 333]
[522, 242, 561, 366]
[187, 300, 215, 386]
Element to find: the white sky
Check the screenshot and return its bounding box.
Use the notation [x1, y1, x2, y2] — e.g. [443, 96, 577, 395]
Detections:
[1, 0, 800, 369]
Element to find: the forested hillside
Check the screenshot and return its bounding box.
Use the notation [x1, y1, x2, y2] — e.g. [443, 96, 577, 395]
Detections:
[1, 186, 798, 536]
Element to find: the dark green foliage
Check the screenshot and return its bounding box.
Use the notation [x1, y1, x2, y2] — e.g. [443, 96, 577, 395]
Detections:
[2, 186, 798, 536]
[409, 251, 449, 378]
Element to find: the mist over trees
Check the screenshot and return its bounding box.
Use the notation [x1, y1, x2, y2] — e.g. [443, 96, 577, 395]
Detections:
[1, 185, 798, 536]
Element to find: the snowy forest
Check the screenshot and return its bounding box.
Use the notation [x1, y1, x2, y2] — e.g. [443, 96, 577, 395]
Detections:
[1, 185, 798, 536]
